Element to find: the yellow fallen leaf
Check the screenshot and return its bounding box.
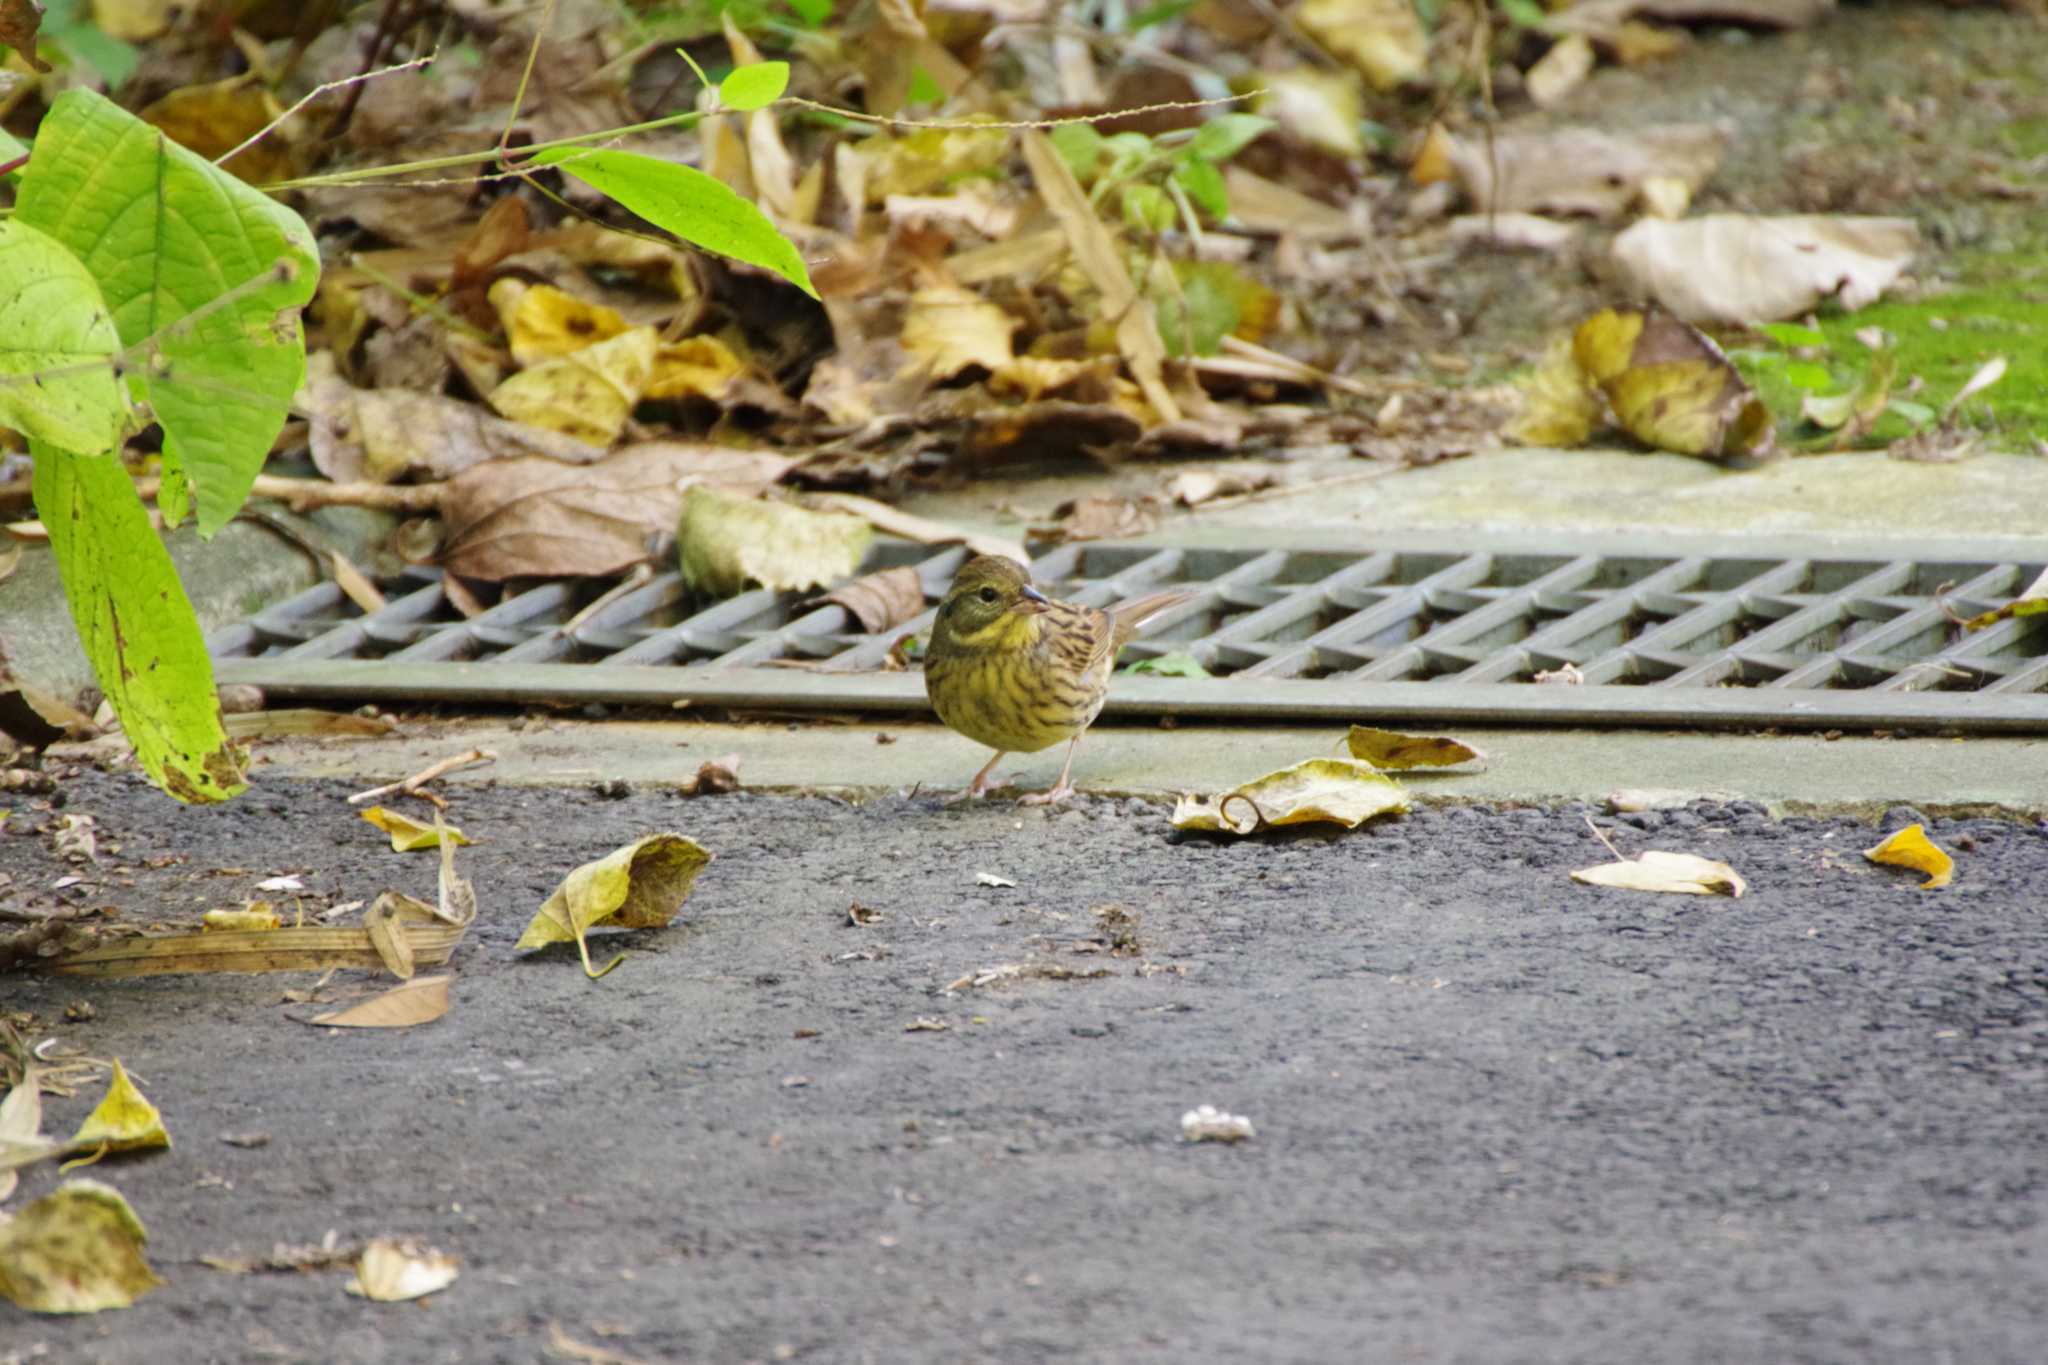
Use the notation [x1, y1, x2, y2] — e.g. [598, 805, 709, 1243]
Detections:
[1863, 824, 1954, 889]
[139, 77, 294, 184]
[1296, 0, 1426, 91]
[1571, 850, 1747, 897]
[61, 1061, 170, 1169]
[1963, 597, 2048, 632]
[647, 335, 746, 401]
[346, 1238, 458, 1302]
[900, 285, 1017, 380]
[1504, 332, 1603, 448]
[202, 907, 281, 931]
[490, 280, 631, 365]
[1573, 306, 1776, 462]
[1172, 758, 1409, 835]
[1345, 726, 1484, 770]
[516, 833, 713, 978]
[360, 806, 472, 852]
[0, 1071, 55, 1200]
[0, 1180, 163, 1313]
[488, 326, 658, 446]
[311, 976, 452, 1029]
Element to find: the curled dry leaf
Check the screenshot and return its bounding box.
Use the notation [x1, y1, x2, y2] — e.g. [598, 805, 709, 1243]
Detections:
[900, 285, 1016, 381]
[359, 806, 471, 852]
[1180, 1104, 1255, 1143]
[439, 442, 795, 582]
[0, 1180, 163, 1313]
[819, 567, 926, 633]
[1572, 307, 1777, 463]
[1345, 726, 1485, 770]
[1612, 215, 1917, 324]
[310, 975, 452, 1029]
[346, 1238, 459, 1302]
[1863, 824, 1954, 890]
[201, 907, 281, 932]
[678, 485, 873, 598]
[515, 833, 712, 979]
[63, 1060, 170, 1163]
[1172, 759, 1410, 835]
[680, 754, 742, 796]
[489, 280, 630, 365]
[0, 1070, 55, 1198]
[1571, 850, 1747, 897]
[42, 918, 467, 979]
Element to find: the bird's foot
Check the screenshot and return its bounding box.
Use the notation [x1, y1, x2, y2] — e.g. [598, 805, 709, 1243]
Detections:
[1016, 781, 1075, 807]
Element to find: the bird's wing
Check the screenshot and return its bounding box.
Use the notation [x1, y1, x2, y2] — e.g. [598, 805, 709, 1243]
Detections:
[1107, 591, 1196, 654]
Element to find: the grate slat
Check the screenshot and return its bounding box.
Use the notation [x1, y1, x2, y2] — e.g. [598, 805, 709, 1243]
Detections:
[204, 537, 2048, 734]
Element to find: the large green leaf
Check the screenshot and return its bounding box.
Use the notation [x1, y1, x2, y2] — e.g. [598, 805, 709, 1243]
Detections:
[0, 219, 125, 454]
[31, 442, 245, 803]
[530, 147, 816, 298]
[15, 90, 317, 537]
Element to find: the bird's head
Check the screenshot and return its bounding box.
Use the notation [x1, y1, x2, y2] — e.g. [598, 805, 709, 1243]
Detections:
[934, 555, 1049, 648]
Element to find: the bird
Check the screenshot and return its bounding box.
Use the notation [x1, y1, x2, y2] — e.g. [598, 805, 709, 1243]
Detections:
[923, 555, 1193, 805]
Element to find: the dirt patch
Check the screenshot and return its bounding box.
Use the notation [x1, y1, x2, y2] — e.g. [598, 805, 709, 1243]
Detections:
[4, 772, 2045, 1361]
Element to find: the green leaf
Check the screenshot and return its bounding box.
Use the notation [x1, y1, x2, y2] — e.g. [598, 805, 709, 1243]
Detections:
[1495, 0, 1550, 29]
[1102, 131, 1154, 183]
[31, 443, 245, 804]
[906, 68, 943, 105]
[1152, 263, 1240, 358]
[1048, 123, 1107, 185]
[530, 147, 817, 298]
[38, 0, 139, 87]
[719, 61, 790, 111]
[1120, 183, 1176, 233]
[1172, 156, 1229, 221]
[1128, 0, 1197, 30]
[1121, 651, 1210, 678]
[785, 0, 833, 25]
[1782, 360, 1834, 391]
[1757, 321, 1828, 350]
[1186, 114, 1274, 163]
[0, 220, 125, 455]
[15, 90, 318, 538]
[1886, 398, 1935, 428]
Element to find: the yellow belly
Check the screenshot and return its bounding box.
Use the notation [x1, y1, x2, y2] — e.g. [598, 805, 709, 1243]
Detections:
[927, 652, 1104, 753]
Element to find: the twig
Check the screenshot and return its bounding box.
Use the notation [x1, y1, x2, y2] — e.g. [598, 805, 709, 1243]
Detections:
[1583, 814, 1626, 861]
[216, 52, 438, 168]
[346, 749, 497, 806]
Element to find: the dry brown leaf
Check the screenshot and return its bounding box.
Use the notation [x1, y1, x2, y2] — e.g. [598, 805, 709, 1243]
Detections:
[1527, 35, 1597, 108]
[488, 326, 658, 446]
[1450, 123, 1730, 220]
[1254, 68, 1366, 157]
[1037, 494, 1159, 543]
[438, 442, 795, 582]
[819, 567, 925, 633]
[310, 976, 452, 1029]
[139, 77, 295, 184]
[1557, 0, 1832, 35]
[41, 922, 466, 978]
[303, 353, 606, 484]
[1571, 850, 1747, 896]
[1020, 131, 1181, 425]
[1296, 0, 1427, 90]
[1612, 214, 1918, 324]
[900, 286, 1017, 381]
[1571, 307, 1777, 462]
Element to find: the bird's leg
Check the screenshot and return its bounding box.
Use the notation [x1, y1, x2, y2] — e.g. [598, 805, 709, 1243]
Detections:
[1018, 736, 1082, 807]
[955, 749, 1008, 801]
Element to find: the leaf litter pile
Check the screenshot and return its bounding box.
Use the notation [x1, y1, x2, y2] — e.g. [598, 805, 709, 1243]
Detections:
[4, 1, 2040, 615]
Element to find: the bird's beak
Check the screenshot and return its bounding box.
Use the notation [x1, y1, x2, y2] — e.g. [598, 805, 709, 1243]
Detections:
[1013, 584, 1051, 615]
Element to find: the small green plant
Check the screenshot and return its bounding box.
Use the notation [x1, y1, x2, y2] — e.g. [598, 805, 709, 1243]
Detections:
[5, 60, 811, 804]
[1729, 321, 2006, 450]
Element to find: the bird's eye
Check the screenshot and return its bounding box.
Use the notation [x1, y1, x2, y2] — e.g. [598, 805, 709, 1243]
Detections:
[977, 586, 999, 605]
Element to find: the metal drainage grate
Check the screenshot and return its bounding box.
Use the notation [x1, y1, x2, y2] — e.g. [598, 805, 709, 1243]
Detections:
[208, 535, 2048, 733]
